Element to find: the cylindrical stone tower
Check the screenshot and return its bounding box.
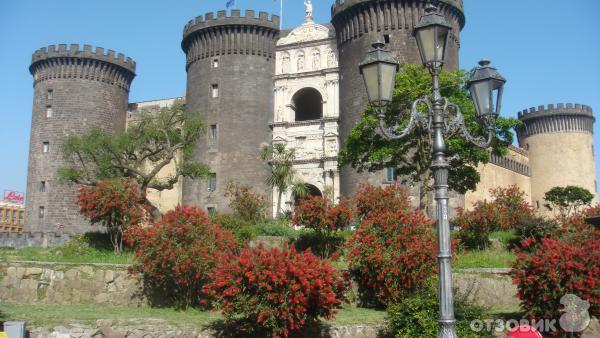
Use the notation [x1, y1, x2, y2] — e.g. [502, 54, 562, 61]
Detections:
[26, 44, 136, 233]
[331, 0, 465, 196]
[181, 10, 280, 212]
[517, 103, 597, 212]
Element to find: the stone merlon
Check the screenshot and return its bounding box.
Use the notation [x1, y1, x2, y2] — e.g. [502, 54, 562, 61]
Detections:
[331, 0, 465, 28]
[183, 9, 280, 38]
[30, 44, 136, 74]
[518, 103, 594, 120]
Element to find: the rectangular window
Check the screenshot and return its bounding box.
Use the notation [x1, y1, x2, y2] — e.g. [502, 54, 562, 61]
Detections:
[211, 84, 219, 98]
[47, 89, 53, 100]
[208, 173, 217, 192]
[11, 210, 16, 223]
[386, 167, 397, 182]
[46, 106, 53, 118]
[40, 181, 46, 192]
[18, 211, 24, 225]
[42, 142, 49, 153]
[210, 124, 218, 139]
[213, 59, 219, 68]
[207, 207, 217, 215]
[39, 206, 45, 219]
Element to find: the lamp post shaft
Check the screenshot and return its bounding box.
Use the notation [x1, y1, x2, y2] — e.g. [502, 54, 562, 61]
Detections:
[430, 69, 458, 338]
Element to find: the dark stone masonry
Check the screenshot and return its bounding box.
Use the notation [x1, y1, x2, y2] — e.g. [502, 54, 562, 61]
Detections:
[181, 10, 280, 212]
[26, 44, 136, 233]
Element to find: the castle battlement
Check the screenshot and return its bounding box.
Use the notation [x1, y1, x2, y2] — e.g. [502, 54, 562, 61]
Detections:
[518, 103, 593, 119]
[183, 10, 280, 37]
[516, 103, 595, 141]
[31, 44, 136, 74]
[331, 0, 464, 22]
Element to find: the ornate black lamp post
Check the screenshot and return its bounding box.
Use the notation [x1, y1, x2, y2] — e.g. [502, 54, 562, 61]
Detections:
[359, 4, 506, 338]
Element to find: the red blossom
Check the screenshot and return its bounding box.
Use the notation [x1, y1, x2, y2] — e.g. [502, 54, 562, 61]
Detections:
[203, 245, 348, 337]
[125, 205, 238, 308]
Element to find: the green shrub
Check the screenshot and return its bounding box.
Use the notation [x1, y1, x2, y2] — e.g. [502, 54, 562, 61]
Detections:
[294, 230, 346, 258]
[386, 281, 492, 338]
[509, 215, 558, 250]
[253, 218, 299, 239]
[209, 213, 255, 243]
[54, 235, 91, 257]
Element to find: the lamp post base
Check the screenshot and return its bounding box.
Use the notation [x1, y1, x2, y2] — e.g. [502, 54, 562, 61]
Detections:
[439, 321, 458, 338]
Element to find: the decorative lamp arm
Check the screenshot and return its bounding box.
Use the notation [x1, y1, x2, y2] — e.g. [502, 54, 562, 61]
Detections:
[377, 98, 430, 140]
[446, 102, 495, 148]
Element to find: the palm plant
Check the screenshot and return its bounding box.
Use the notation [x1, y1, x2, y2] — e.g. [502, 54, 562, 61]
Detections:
[260, 143, 308, 215]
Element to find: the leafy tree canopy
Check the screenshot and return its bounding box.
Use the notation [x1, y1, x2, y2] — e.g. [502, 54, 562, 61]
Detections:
[339, 63, 520, 209]
[260, 143, 307, 215]
[544, 185, 595, 218]
[59, 103, 210, 209]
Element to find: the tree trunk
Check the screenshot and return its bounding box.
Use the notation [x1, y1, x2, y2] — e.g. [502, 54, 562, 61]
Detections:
[276, 190, 283, 216]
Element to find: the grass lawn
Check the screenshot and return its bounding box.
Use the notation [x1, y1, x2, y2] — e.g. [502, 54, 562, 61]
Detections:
[454, 249, 516, 269]
[0, 303, 386, 328]
[0, 246, 134, 265]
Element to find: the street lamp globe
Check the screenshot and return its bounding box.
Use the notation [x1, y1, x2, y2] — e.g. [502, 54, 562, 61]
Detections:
[359, 42, 399, 106]
[413, 4, 452, 67]
[467, 59, 507, 119]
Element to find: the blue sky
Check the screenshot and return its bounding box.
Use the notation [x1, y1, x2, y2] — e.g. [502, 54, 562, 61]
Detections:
[1, 0, 599, 194]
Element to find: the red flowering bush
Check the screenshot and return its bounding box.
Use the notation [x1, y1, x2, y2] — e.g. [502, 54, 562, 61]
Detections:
[292, 196, 353, 234]
[453, 201, 500, 250]
[126, 205, 238, 308]
[454, 185, 534, 250]
[511, 231, 600, 332]
[203, 245, 348, 337]
[353, 183, 411, 220]
[347, 186, 436, 305]
[489, 185, 534, 230]
[78, 180, 149, 254]
[225, 181, 267, 222]
[292, 196, 353, 257]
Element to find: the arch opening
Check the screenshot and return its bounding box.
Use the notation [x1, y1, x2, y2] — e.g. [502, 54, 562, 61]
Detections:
[294, 183, 322, 205]
[292, 88, 323, 121]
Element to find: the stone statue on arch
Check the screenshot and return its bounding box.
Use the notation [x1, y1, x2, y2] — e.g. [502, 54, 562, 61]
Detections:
[304, 0, 313, 21]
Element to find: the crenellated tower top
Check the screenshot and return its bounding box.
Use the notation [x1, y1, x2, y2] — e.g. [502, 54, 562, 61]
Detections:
[31, 44, 136, 74]
[331, 0, 465, 28]
[183, 10, 280, 38]
[516, 103, 595, 144]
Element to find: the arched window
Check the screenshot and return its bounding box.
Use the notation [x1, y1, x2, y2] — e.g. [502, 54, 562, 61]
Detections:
[292, 88, 323, 121]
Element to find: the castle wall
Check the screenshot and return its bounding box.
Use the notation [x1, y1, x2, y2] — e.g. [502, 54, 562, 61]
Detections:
[26, 44, 135, 233]
[330, 0, 465, 196]
[126, 98, 184, 214]
[465, 147, 532, 209]
[181, 10, 280, 213]
[517, 104, 596, 214]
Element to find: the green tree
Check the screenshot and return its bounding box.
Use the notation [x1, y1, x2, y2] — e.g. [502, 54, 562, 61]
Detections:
[339, 64, 519, 211]
[260, 143, 308, 216]
[59, 103, 210, 214]
[544, 185, 595, 218]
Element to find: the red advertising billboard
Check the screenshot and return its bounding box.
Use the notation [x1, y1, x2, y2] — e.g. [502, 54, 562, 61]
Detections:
[3, 190, 25, 204]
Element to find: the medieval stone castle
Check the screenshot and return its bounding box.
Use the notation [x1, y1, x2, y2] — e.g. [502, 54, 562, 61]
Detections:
[24, 0, 596, 234]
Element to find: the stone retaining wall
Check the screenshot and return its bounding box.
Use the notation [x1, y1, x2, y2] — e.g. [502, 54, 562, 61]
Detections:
[21, 319, 385, 338]
[0, 261, 519, 309]
[0, 261, 144, 307]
